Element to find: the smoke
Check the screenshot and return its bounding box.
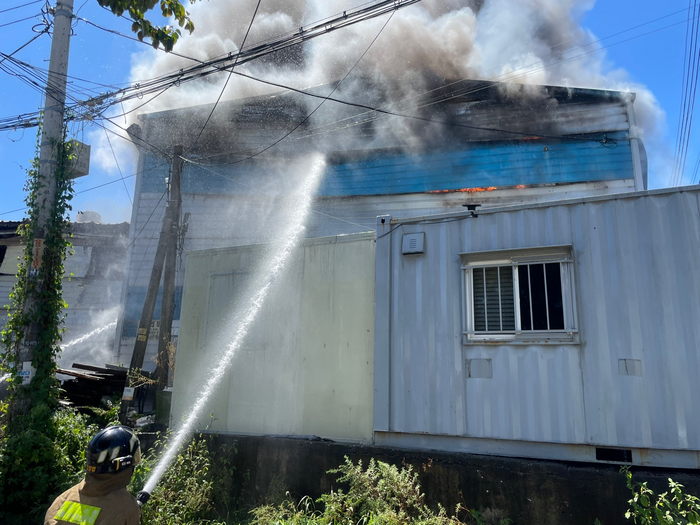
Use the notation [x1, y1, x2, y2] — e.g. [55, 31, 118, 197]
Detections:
[109, 0, 668, 185]
[59, 305, 122, 369]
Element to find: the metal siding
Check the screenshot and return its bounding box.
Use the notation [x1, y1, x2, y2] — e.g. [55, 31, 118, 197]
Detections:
[318, 141, 633, 197]
[145, 142, 634, 198]
[385, 189, 700, 451]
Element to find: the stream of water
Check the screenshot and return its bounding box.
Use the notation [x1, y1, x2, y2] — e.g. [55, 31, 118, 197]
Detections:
[62, 321, 118, 349]
[142, 154, 326, 494]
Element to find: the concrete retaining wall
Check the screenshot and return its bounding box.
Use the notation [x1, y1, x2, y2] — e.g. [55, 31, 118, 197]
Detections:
[206, 434, 700, 525]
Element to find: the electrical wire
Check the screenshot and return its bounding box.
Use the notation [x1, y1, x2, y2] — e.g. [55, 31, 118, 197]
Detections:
[103, 127, 133, 205]
[0, 14, 40, 28]
[127, 189, 167, 249]
[0, 159, 170, 217]
[0, 0, 44, 15]
[291, 8, 698, 145]
[164, 8, 696, 165]
[1, 1, 690, 139]
[0, 27, 48, 67]
[187, 0, 262, 153]
[671, 0, 700, 186]
[190, 9, 397, 168]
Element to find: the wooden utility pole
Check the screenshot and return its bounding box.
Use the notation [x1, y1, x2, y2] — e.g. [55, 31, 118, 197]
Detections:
[154, 146, 183, 389]
[120, 145, 182, 421]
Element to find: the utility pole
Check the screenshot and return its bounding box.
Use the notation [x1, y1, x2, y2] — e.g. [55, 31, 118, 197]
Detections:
[120, 145, 182, 421]
[20, 0, 74, 371]
[154, 146, 183, 389]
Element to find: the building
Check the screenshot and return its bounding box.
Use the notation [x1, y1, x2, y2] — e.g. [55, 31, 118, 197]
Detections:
[172, 186, 700, 470]
[0, 219, 129, 369]
[116, 79, 648, 369]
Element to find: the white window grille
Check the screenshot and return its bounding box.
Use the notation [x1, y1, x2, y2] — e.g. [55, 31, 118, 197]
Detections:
[460, 246, 577, 343]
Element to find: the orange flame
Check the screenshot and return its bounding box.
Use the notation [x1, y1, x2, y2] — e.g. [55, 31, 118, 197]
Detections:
[428, 186, 497, 194]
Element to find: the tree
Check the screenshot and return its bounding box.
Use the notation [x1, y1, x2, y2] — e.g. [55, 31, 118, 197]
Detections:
[97, 0, 198, 52]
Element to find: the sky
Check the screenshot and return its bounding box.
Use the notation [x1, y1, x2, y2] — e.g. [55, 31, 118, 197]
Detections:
[0, 0, 695, 224]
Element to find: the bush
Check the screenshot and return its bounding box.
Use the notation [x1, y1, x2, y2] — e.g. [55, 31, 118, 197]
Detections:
[129, 433, 226, 525]
[250, 457, 491, 525]
[624, 467, 700, 524]
[0, 404, 96, 524]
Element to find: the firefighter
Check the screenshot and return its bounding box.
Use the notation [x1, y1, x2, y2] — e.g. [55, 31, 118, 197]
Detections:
[45, 425, 141, 525]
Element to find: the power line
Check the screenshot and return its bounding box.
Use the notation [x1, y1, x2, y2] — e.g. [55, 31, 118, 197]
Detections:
[0, 0, 44, 15]
[671, 0, 700, 186]
[0, 14, 40, 28]
[0, 27, 48, 67]
[103, 127, 133, 205]
[187, 0, 262, 153]
[0, 159, 171, 217]
[131, 6, 695, 165]
[127, 189, 167, 249]
[191, 9, 397, 168]
[1, 1, 690, 137]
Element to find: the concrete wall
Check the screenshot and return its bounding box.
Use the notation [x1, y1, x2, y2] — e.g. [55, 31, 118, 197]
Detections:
[172, 233, 376, 442]
[206, 433, 700, 525]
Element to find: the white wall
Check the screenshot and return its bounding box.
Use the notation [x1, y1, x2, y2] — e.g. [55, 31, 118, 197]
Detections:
[172, 233, 376, 442]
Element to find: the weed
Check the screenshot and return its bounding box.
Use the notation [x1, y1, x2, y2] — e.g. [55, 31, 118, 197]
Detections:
[250, 457, 488, 525]
[623, 467, 700, 524]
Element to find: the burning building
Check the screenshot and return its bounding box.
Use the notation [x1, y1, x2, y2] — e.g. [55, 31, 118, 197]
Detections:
[115, 79, 647, 368]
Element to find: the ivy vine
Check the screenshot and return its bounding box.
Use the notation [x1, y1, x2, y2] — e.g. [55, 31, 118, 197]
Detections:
[0, 123, 77, 522]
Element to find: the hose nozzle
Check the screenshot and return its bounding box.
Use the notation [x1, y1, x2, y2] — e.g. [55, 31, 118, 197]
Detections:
[136, 490, 151, 508]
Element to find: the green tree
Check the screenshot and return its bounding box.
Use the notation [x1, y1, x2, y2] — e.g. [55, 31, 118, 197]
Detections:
[97, 0, 198, 52]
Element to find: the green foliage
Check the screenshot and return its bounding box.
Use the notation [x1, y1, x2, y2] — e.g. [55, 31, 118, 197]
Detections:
[0, 406, 97, 523]
[53, 407, 99, 485]
[250, 457, 484, 525]
[0, 130, 76, 524]
[130, 433, 226, 525]
[624, 467, 700, 524]
[96, 0, 198, 51]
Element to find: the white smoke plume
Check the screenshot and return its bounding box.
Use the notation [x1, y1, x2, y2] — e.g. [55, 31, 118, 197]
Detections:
[111, 0, 668, 185]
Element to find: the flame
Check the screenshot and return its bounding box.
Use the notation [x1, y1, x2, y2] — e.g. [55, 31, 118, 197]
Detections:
[516, 185, 526, 189]
[428, 187, 497, 194]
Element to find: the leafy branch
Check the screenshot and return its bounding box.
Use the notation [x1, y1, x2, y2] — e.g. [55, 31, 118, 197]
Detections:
[96, 0, 198, 52]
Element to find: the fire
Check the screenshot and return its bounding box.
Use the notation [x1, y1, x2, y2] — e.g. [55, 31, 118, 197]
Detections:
[516, 185, 526, 189]
[429, 187, 497, 194]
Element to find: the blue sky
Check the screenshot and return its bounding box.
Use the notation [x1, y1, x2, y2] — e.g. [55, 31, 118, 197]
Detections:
[0, 0, 693, 224]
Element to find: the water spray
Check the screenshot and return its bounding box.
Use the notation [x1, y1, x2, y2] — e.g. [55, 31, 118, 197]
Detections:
[140, 154, 326, 498]
[62, 321, 117, 349]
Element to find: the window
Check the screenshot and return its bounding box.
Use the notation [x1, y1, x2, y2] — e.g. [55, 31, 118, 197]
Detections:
[461, 246, 577, 343]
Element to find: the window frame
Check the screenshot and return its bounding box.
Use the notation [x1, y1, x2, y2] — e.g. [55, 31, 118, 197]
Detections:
[460, 245, 578, 344]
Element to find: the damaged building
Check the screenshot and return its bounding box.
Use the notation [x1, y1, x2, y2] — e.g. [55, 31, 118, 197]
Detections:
[115, 79, 648, 368]
[0, 217, 129, 369]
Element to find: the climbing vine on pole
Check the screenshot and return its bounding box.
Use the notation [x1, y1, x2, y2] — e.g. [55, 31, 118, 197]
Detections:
[0, 124, 76, 522]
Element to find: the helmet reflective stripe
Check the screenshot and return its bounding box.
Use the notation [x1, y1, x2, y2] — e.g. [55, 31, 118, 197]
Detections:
[54, 501, 101, 525]
[129, 433, 139, 453]
[109, 446, 121, 461]
[97, 450, 108, 464]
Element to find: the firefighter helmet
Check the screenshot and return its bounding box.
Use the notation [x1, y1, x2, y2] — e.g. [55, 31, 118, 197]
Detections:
[86, 426, 141, 474]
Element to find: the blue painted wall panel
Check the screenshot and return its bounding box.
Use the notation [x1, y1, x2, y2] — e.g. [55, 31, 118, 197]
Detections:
[140, 139, 634, 197]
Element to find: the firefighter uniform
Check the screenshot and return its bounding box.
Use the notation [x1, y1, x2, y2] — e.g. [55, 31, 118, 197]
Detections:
[44, 468, 140, 525]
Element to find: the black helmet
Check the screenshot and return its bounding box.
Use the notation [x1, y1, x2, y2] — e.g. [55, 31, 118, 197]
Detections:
[86, 426, 141, 474]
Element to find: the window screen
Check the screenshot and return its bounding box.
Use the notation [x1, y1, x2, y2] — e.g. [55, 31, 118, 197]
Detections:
[473, 266, 515, 332]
